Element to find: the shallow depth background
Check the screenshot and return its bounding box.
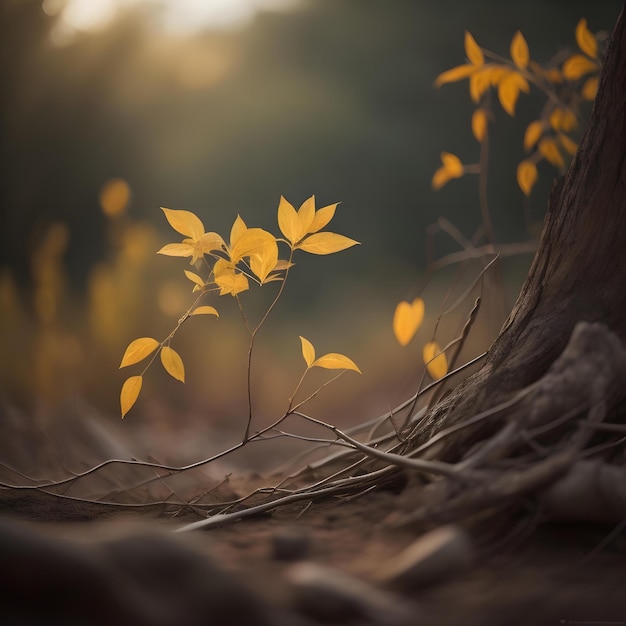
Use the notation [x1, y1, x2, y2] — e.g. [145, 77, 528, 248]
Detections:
[0, 0, 620, 469]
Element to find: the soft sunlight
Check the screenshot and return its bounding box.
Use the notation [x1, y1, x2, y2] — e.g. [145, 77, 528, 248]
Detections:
[42, 0, 301, 44]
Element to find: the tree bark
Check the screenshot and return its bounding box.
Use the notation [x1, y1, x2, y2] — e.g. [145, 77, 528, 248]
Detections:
[418, 3, 626, 457]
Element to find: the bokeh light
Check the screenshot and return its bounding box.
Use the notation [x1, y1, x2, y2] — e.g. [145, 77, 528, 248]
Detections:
[43, 0, 302, 45]
[99, 178, 131, 218]
[157, 279, 189, 318]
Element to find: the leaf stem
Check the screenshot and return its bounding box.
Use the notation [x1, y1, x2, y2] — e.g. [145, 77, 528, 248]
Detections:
[243, 248, 295, 442]
[290, 371, 345, 414]
[140, 290, 206, 376]
[478, 118, 495, 246]
[478, 127, 509, 321]
[287, 367, 310, 413]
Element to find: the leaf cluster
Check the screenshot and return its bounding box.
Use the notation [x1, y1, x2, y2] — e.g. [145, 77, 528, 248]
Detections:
[433, 19, 603, 195]
[158, 198, 357, 297]
[389, 21, 605, 384]
[119, 196, 360, 418]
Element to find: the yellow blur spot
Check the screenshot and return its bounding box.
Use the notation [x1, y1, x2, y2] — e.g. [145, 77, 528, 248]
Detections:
[178, 44, 231, 89]
[32, 223, 70, 323]
[121, 223, 157, 265]
[157, 280, 188, 317]
[100, 178, 131, 218]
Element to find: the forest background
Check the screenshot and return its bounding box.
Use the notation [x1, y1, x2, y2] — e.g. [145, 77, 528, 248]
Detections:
[0, 0, 619, 470]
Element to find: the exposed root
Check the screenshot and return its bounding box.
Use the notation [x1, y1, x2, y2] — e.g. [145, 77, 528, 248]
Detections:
[388, 321, 626, 528]
[2, 322, 625, 537]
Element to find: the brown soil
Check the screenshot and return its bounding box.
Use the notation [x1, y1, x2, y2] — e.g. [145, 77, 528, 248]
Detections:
[0, 403, 625, 625]
[1, 477, 625, 626]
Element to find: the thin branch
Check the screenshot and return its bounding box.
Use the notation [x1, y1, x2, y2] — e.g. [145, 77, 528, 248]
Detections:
[441, 254, 499, 317]
[478, 118, 496, 246]
[292, 411, 472, 481]
[428, 241, 536, 273]
[243, 248, 295, 442]
[175, 466, 396, 533]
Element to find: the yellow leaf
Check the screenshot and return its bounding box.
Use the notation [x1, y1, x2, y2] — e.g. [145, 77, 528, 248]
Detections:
[432, 166, 451, 191]
[497, 71, 529, 116]
[549, 107, 577, 132]
[549, 108, 563, 131]
[251, 233, 279, 280]
[213, 259, 249, 296]
[510, 31, 529, 69]
[277, 196, 301, 245]
[471, 108, 488, 142]
[250, 245, 279, 284]
[160, 346, 185, 382]
[469, 68, 492, 103]
[296, 232, 359, 255]
[546, 68, 563, 83]
[517, 160, 538, 196]
[486, 65, 508, 86]
[313, 353, 361, 374]
[157, 243, 193, 258]
[298, 196, 316, 236]
[299, 336, 315, 368]
[432, 152, 464, 190]
[120, 375, 142, 418]
[560, 110, 578, 132]
[184, 270, 204, 287]
[423, 342, 448, 380]
[161, 208, 205, 240]
[434, 64, 476, 87]
[230, 228, 278, 283]
[230, 215, 248, 248]
[309, 203, 338, 233]
[195, 232, 226, 255]
[576, 18, 597, 59]
[562, 54, 599, 80]
[263, 273, 284, 283]
[464, 31, 484, 66]
[441, 152, 463, 177]
[558, 133, 578, 156]
[120, 337, 159, 368]
[192, 305, 219, 317]
[217, 274, 249, 296]
[538, 137, 565, 168]
[230, 226, 274, 262]
[523, 120, 544, 151]
[278, 196, 326, 244]
[393, 298, 425, 346]
[273, 259, 294, 271]
[582, 76, 598, 100]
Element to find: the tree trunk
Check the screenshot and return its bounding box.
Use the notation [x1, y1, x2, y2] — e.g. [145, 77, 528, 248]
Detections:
[417, 3, 626, 458]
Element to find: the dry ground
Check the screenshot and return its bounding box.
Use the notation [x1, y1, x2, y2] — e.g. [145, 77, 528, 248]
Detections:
[1, 474, 625, 625]
[0, 401, 625, 625]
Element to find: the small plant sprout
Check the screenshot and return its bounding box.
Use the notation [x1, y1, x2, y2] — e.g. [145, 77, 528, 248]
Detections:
[119, 196, 360, 427]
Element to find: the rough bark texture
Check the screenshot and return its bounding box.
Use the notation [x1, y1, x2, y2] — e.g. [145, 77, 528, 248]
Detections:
[418, 3, 626, 455]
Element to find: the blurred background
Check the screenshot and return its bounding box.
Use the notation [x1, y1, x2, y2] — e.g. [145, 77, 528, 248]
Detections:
[0, 0, 620, 472]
